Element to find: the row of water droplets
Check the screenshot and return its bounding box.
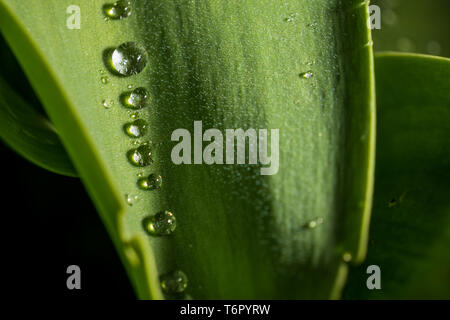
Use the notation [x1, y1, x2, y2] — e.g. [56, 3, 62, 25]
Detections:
[101, 1, 187, 297]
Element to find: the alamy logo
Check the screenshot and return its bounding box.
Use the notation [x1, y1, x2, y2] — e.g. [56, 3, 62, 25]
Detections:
[66, 5, 81, 30]
[366, 265, 381, 290]
[66, 265, 81, 290]
[171, 121, 279, 175]
[369, 5, 381, 30]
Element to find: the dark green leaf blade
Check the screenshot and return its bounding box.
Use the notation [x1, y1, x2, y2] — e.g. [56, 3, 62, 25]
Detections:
[0, 76, 77, 177]
[344, 53, 450, 299]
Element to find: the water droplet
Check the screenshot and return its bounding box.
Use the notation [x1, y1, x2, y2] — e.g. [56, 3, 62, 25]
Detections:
[284, 13, 298, 22]
[138, 174, 162, 190]
[383, 9, 398, 26]
[102, 99, 114, 109]
[125, 193, 138, 206]
[143, 211, 176, 236]
[427, 41, 441, 55]
[101, 76, 109, 84]
[160, 270, 188, 294]
[305, 217, 324, 229]
[342, 252, 352, 263]
[299, 71, 314, 79]
[111, 42, 148, 76]
[127, 144, 153, 166]
[397, 37, 415, 52]
[121, 87, 150, 109]
[129, 112, 139, 120]
[103, 1, 132, 20]
[124, 119, 148, 138]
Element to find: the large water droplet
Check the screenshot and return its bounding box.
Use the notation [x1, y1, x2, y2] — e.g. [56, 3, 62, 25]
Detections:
[127, 144, 153, 167]
[121, 87, 150, 109]
[124, 119, 148, 138]
[103, 1, 132, 20]
[111, 42, 148, 76]
[160, 270, 188, 294]
[138, 174, 162, 190]
[143, 211, 176, 236]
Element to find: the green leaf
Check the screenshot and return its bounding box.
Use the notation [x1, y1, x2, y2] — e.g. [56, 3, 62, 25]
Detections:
[344, 53, 450, 299]
[0, 76, 77, 177]
[0, 0, 375, 299]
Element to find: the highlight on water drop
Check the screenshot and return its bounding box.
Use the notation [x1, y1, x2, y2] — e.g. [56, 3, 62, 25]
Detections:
[103, 1, 132, 20]
[127, 143, 153, 167]
[160, 270, 188, 294]
[108, 42, 148, 76]
[138, 173, 162, 190]
[142, 211, 176, 236]
[124, 119, 148, 138]
[121, 87, 150, 109]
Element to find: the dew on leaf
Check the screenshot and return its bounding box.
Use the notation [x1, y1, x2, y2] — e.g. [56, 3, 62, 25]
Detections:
[101, 76, 109, 84]
[304, 217, 324, 229]
[125, 193, 138, 206]
[138, 174, 162, 190]
[160, 270, 188, 294]
[103, 1, 132, 20]
[121, 87, 150, 109]
[143, 211, 176, 236]
[111, 42, 148, 76]
[299, 71, 314, 79]
[127, 144, 153, 167]
[124, 119, 148, 138]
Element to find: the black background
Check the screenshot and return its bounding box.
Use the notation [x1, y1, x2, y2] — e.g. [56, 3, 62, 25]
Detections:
[1, 141, 135, 298]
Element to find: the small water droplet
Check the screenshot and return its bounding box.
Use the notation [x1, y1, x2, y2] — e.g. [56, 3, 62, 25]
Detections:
[125, 193, 138, 206]
[342, 252, 352, 263]
[143, 211, 176, 236]
[129, 112, 140, 120]
[111, 42, 148, 76]
[101, 76, 110, 84]
[284, 13, 298, 22]
[121, 87, 150, 109]
[102, 99, 114, 109]
[397, 37, 415, 52]
[160, 270, 188, 294]
[138, 174, 162, 190]
[305, 217, 324, 229]
[427, 41, 441, 55]
[127, 144, 153, 166]
[103, 1, 132, 20]
[124, 119, 148, 138]
[299, 71, 314, 79]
